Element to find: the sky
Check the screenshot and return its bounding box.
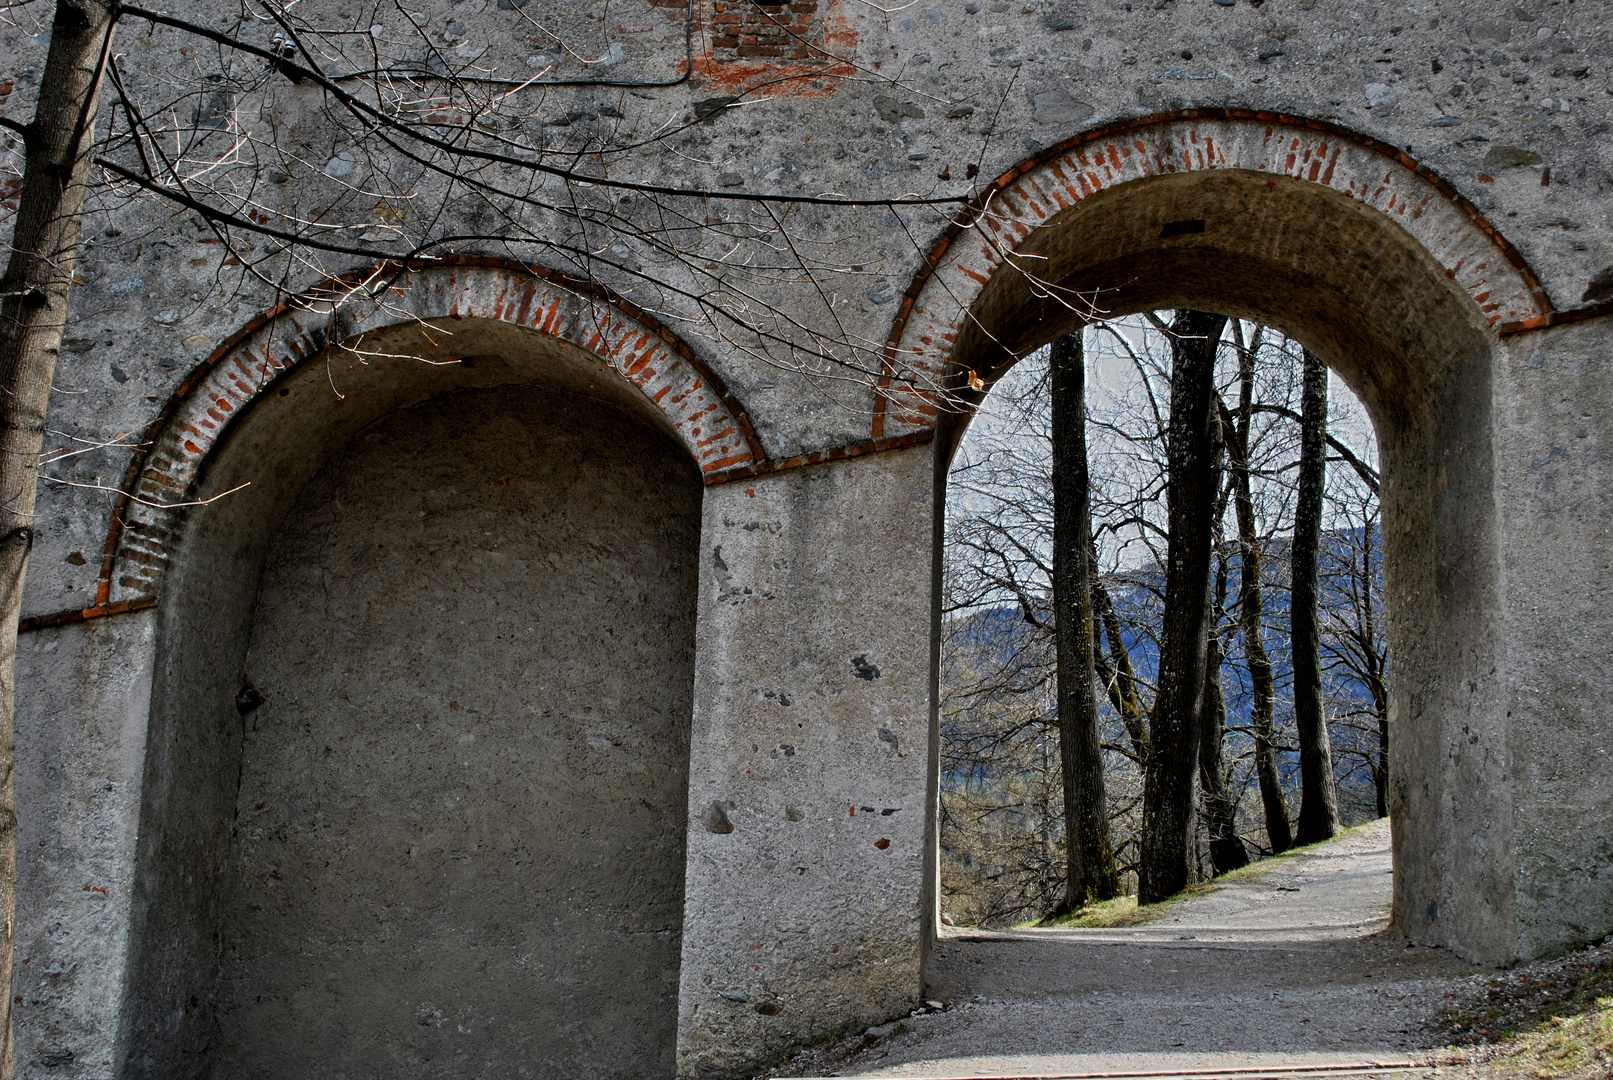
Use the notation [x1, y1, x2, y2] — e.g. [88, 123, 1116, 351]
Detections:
[949, 314, 1380, 574]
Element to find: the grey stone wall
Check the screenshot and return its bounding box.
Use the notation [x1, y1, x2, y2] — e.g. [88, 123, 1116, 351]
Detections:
[677, 447, 935, 1077]
[3, 0, 1613, 1075]
[205, 386, 700, 1078]
[13, 616, 155, 1077]
[1496, 319, 1613, 961]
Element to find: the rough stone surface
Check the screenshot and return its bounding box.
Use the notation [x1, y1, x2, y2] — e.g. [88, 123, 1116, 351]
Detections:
[676, 448, 936, 1077]
[1494, 320, 1613, 961]
[4, 0, 1613, 1074]
[12, 615, 156, 1077]
[202, 386, 700, 1078]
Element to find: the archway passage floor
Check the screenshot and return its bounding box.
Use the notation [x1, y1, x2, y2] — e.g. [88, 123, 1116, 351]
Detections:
[777, 821, 1480, 1079]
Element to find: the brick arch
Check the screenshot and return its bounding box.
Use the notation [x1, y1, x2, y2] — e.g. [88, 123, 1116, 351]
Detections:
[96, 259, 763, 607]
[875, 109, 1555, 439]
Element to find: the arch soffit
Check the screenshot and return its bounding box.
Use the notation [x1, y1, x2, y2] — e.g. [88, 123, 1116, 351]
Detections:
[96, 260, 764, 608]
[875, 109, 1555, 440]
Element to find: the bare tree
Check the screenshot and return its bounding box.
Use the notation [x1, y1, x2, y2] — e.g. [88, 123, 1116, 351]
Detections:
[944, 317, 1384, 919]
[939, 343, 1148, 920]
[1224, 324, 1293, 855]
[1319, 432, 1388, 820]
[1137, 309, 1226, 905]
[1091, 542, 1149, 761]
[1292, 347, 1340, 845]
[1198, 415, 1249, 876]
[938, 627, 1067, 927]
[940, 351, 1066, 925]
[1051, 331, 1119, 908]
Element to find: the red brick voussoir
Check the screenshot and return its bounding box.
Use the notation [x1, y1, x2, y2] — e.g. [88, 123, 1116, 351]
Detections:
[875, 109, 1557, 440]
[96, 259, 765, 609]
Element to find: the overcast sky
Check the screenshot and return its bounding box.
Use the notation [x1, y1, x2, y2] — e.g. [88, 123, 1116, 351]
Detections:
[948, 315, 1380, 575]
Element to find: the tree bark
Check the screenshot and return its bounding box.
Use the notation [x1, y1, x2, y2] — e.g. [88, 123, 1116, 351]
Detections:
[1199, 622, 1249, 874]
[1050, 331, 1120, 908]
[1090, 542, 1149, 760]
[1198, 429, 1248, 876]
[1375, 710, 1390, 819]
[1292, 347, 1341, 845]
[1138, 310, 1226, 904]
[1361, 519, 1389, 820]
[1229, 334, 1292, 855]
[0, 2, 117, 1068]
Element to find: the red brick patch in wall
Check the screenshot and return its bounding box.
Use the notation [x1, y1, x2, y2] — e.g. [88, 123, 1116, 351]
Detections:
[692, 0, 854, 95]
[711, 0, 821, 62]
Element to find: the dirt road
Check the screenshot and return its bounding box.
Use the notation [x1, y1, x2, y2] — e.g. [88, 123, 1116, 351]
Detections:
[776, 821, 1481, 1079]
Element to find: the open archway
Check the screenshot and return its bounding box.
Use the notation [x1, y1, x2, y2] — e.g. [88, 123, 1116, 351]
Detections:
[114, 265, 742, 1077]
[891, 113, 1549, 966]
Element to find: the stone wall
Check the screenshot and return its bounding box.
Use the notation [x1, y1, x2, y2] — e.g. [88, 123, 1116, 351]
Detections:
[4, 0, 1613, 1075]
[203, 386, 701, 1078]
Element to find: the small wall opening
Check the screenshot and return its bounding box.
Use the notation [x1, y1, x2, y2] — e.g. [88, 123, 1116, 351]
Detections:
[120, 321, 703, 1078]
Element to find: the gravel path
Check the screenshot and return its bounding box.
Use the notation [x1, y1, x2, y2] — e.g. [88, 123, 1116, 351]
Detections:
[775, 821, 1483, 1079]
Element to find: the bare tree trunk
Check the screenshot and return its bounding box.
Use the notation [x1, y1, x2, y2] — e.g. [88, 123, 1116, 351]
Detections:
[1199, 624, 1248, 874]
[1090, 551, 1149, 759]
[1292, 347, 1340, 845]
[1138, 309, 1226, 904]
[1362, 519, 1390, 820]
[1228, 332, 1292, 855]
[0, 0, 117, 1069]
[1375, 711, 1390, 819]
[1051, 331, 1120, 908]
[1198, 431, 1248, 876]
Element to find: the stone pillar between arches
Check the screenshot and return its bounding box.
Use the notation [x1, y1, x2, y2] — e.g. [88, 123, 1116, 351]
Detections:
[1494, 319, 1613, 962]
[676, 446, 936, 1078]
[11, 611, 156, 1075]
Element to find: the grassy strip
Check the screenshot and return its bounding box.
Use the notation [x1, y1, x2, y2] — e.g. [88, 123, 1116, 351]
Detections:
[1441, 939, 1613, 1079]
[1031, 820, 1385, 930]
[1482, 997, 1613, 1078]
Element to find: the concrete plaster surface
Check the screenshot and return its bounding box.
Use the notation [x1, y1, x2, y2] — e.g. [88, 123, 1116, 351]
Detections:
[12, 613, 157, 1077]
[676, 446, 937, 1078]
[775, 821, 1480, 1079]
[1493, 321, 1613, 961]
[204, 385, 702, 1079]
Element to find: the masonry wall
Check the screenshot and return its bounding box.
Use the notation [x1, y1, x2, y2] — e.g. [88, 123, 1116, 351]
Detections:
[1495, 319, 1613, 961]
[4, 0, 1613, 1075]
[676, 447, 935, 1077]
[12, 617, 155, 1076]
[110, 380, 703, 1080]
[201, 386, 700, 1078]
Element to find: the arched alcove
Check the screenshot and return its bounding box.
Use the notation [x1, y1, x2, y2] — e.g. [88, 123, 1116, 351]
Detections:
[889, 115, 1537, 965]
[117, 291, 716, 1077]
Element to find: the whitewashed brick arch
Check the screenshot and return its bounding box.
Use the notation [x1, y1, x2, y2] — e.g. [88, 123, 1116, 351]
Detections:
[875, 110, 1553, 439]
[98, 260, 762, 606]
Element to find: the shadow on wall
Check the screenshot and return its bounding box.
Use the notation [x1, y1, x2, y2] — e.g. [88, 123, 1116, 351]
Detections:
[118, 327, 704, 1079]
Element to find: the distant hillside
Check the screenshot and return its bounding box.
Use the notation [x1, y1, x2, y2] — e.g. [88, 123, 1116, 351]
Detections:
[943, 525, 1383, 811]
